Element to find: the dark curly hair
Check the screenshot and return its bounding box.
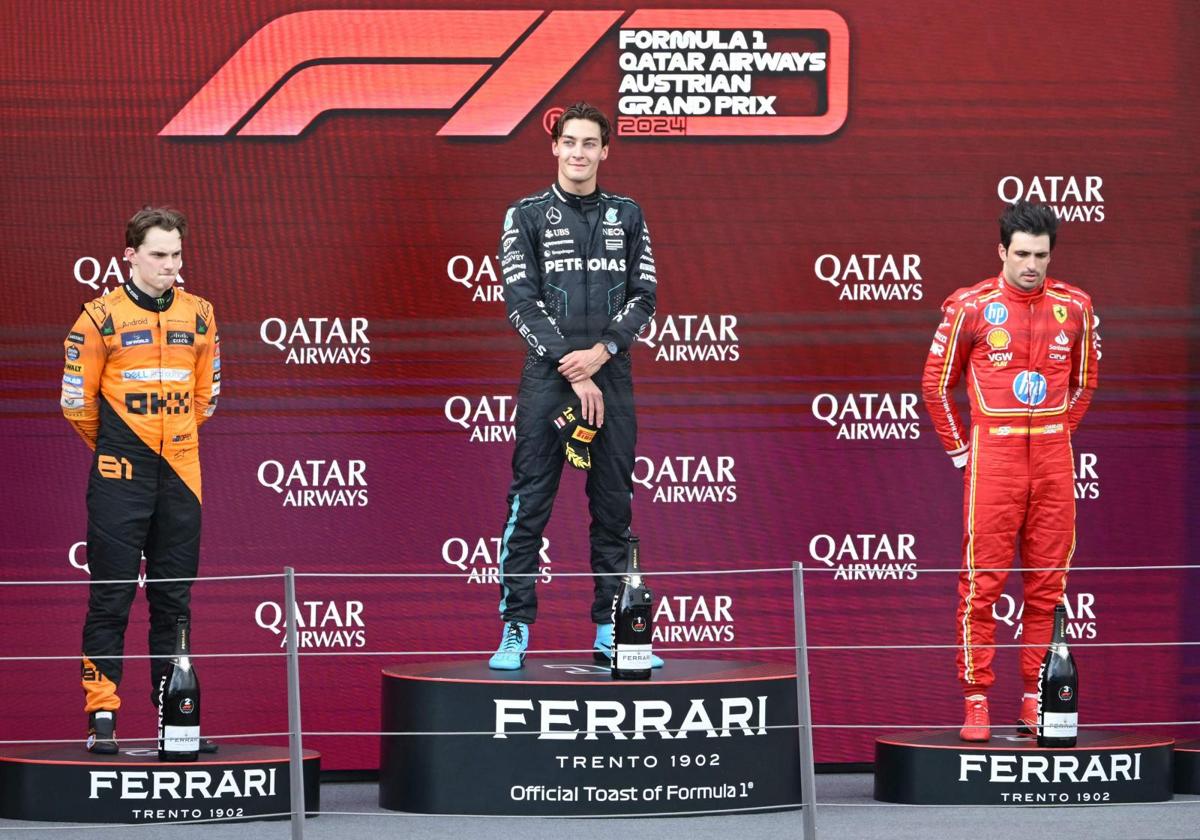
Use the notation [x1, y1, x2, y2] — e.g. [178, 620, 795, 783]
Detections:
[999, 200, 1058, 251]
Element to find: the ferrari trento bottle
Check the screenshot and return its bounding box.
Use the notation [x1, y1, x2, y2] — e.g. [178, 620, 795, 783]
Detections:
[1037, 604, 1078, 747]
[611, 535, 654, 680]
[158, 616, 201, 761]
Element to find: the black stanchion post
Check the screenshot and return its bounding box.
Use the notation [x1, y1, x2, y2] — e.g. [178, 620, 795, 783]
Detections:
[792, 560, 818, 840]
[284, 567, 305, 839]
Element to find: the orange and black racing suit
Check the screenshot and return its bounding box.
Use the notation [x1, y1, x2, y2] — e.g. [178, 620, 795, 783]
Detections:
[62, 281, 219, 712]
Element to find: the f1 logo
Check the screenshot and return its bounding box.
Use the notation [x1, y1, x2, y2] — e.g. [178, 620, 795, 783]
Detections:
[161, 9, 848, 137]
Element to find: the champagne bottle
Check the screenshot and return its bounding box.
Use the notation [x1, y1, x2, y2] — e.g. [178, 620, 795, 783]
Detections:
[611, 535, 653, 681]
[1037, 603, 1078, 747]
[158, 616, 201, 761]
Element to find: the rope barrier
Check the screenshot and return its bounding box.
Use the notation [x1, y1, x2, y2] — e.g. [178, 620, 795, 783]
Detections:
[294, 563, 1200, 579]
[0, 573, 285, 586]
[2, 562, 1196, 587]
[299, 721, 1200, 736]
[0, 652, 287, 662]
[0, 731, 290, 746]
[1, 640, 1194, 664]
[4, 718, 1197, 747]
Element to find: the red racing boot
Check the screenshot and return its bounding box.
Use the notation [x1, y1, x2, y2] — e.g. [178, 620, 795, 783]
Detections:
[960, 695, 990, 742]
[1017, 694, 1038, 736]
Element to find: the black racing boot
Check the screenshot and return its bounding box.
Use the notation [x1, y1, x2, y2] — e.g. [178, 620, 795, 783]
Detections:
[87, 710, 118, 754]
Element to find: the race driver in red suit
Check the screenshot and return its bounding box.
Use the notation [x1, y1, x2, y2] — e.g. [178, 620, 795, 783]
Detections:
[922, 200, 1100, 741]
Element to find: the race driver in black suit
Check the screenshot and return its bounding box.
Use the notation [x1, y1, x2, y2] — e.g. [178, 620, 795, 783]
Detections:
[489, 102, 661, 670]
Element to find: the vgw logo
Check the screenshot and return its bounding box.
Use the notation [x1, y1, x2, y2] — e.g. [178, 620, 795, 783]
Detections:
[635, 314, 740, 362]
[160, 9, 847, 137]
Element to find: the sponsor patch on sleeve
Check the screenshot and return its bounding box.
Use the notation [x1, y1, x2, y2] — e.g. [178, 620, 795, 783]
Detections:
[67, 331, 85, 345]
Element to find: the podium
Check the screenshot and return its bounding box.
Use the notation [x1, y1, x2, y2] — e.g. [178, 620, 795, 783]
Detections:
[0, 744, 320, 823]
[875, 730, 1174, 804]
[1176, 739, 1200, 794]
[379, 658, 803, 815]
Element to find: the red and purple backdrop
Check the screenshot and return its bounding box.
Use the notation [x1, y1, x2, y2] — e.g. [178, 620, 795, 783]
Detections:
[1, 1, 1197, 769]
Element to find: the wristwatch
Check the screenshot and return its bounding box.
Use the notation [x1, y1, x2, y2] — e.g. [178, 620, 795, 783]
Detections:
[603, 340, 618, 356]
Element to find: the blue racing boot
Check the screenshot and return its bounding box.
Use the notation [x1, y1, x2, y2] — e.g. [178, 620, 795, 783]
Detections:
[488, 621, 529, 670]
[592, 622, 663, 668]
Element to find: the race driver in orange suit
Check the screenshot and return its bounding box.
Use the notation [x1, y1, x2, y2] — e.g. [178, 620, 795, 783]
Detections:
[61, 207, 219, 753]
[921, 201, 1100, 742]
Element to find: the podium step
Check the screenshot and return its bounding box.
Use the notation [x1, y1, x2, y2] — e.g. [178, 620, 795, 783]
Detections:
[0, 743, 319, 823]
[379, 658, 804, 815]
[874, 729, 1173, 804]
[1175, 739, 1200, 794]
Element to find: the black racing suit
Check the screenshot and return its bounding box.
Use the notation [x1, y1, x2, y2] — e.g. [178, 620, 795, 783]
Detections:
[497, 183, 657, 624]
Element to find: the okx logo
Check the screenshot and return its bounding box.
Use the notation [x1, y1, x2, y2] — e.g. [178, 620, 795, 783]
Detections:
[161, 9, 848, 137]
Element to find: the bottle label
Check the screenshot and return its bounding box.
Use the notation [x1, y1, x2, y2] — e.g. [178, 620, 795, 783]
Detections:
[615, 645, 652, 670]
[162, 725, 200, 751]
[1041, 712, 1078, 737]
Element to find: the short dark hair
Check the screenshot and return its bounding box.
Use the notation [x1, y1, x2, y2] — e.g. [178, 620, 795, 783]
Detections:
[552, 102, 611, 146]
[999, 200, 1058, 251]
[126, 206, 187, 249]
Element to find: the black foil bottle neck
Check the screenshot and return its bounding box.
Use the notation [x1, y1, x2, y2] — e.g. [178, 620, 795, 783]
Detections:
[1051, 604, 1068, 646]
[174, 617, 190, 656]
[625, 536, 641, 574]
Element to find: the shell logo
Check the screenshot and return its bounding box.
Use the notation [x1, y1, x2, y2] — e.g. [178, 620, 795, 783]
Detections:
[986, 328, 1011, 350]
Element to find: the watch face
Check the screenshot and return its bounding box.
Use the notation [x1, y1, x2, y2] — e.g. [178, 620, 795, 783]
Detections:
[606, 341, 618, 355]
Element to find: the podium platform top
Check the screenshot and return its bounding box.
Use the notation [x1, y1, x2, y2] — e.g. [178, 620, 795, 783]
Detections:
[382, 658, 793, 685]
[1178, 739, 1200, 752]
[0, 743, 319, 766]
[877, 729, 1174, 751]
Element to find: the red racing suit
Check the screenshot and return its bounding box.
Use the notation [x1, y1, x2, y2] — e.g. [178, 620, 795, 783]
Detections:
[921, 275, 1100, 696]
